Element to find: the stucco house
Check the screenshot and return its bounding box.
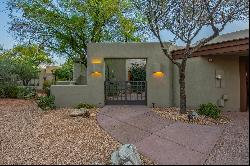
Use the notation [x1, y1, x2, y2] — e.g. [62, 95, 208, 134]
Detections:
[35, 65, 60, 89]
[51, 29, 249, 112]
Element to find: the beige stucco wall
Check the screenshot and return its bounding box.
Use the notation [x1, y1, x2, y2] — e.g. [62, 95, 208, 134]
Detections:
[173, 55, 240, 111]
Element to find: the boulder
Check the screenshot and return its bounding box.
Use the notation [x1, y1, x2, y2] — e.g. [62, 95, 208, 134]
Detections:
[191, 111, 199, 118]
[69, 109, 89, 117]
[90, 113, 96, 117]
[111, 144, 141, 165]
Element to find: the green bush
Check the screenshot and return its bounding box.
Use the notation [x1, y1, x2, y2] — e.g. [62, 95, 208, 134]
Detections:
[43, 80, 52, 96]
[0, 84, 19, 98]
[197, 103, 221, 119]
[128, 62, 146, 81]
[36, 95, 56, 110]
[0, 84, 37, 99]
[75, 103, 95, 109]
[0, 85, 5, 98]
[17, 87, 37, 99]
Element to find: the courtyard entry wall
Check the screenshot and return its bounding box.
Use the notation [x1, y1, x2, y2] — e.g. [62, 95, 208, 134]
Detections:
[51, 43, 177, 108]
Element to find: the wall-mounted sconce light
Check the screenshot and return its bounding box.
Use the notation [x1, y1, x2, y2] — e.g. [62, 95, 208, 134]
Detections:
[215, 69, 224, 88]
[90, 58, 103, 77]
[216, 74, 222, 88]
[152, 63, 165, 78]
[216, 74, 222, 80]
[92, 63, 102, 73]
[92, 58, 102, 64]
[90, 63, 102, 77]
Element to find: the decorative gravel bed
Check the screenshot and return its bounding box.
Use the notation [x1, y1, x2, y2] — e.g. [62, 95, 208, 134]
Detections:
[204, 111, 249, 165]
[152, 107, 230, 125]
[0, 99, 154, 165]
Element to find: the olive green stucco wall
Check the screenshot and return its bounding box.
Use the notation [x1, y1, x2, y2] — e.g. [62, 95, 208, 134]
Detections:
[88, 43, 175, 107]
[173, 55, 240, 111]
[51, 42, 242, 111]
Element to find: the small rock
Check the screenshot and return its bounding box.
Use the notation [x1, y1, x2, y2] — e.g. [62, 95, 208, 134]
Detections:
[111, 144, 141, 165]
[90, 113, 96, 117]
[191, 111, 199, 118]
[69, 109, 89, 117]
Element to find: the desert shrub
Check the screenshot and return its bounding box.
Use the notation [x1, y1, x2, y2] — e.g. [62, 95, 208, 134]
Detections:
[75, 102, 95, 109]
[197, 103, 221, 119]
[17, 87, 37, 99]
[43, 80, 52, 96]
[128, 62, 146, 81]
[0, 84, 37, 99]
[36, 95, 56, 110]
[0, 84, 19, 98]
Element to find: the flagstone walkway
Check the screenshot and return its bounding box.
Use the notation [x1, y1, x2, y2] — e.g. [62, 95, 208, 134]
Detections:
[97, 105, 223, 165]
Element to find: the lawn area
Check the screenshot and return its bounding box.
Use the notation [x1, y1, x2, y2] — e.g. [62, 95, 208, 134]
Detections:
[0, 99, 153, 165]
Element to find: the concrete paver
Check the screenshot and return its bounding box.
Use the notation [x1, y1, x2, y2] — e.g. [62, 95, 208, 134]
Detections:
[100, 105, 150, 121]
[155, 122, 223, 154]
[125, 111, 174, 133]
[97, 105, 223, 165]
[135, 135, 206, 165]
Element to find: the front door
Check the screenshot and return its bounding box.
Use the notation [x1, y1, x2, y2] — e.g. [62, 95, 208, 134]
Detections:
[104, 81, 147, 105]
[239, 56, 249, 112]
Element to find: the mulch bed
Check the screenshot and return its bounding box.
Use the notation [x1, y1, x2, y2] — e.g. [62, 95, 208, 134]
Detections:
[0, 99, 154, 165]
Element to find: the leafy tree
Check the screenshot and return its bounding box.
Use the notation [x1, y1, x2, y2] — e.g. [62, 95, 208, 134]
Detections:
[53, 59, 74, 81]
[8, 0, 149, 66]
[135, 0, 249, 113]
[3, 44, 52, 65]
[0, 45, 3, 54]
[0, 58, 14, 84]
[13, 61, 40, 86]
[0, 44, 52, 85]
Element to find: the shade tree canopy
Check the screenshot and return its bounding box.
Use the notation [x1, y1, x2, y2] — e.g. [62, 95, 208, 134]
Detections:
[134, 0, 249, 113]
[8, 0, 149, 65]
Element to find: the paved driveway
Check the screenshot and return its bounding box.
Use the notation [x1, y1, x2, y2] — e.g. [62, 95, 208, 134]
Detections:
[97, 105, 223, 165]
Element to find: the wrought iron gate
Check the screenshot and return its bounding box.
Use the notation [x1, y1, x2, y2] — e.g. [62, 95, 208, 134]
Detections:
[105, 81, 147, 105]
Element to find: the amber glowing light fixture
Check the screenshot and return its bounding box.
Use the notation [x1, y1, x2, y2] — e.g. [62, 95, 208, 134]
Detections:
[92, 58, 102, 64]
[153, 71, 164, 78]
[91, 58, 103, 77]
[91, 72, 102, 77]
[152, 63, 165, 78]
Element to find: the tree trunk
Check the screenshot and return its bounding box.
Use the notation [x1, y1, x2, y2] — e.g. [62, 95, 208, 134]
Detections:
[179, 61, 187, 114]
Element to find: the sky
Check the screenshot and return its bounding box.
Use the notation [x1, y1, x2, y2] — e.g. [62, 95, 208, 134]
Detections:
[0, 0, 249, 64]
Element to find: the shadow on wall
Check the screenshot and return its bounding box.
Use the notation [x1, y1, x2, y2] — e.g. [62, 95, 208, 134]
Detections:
[74, 63, 87, 85]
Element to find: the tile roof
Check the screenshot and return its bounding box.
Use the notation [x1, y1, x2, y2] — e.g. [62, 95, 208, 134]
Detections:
[206, 29, 249, 45]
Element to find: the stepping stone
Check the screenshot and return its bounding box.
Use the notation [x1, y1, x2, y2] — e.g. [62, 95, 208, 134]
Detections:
[135, 135, 206, 165]
[155, 122, 223, 154]
[107, 121, 151, 144]
[100, 105, 150, 121]
[125, 111, 174, 133]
